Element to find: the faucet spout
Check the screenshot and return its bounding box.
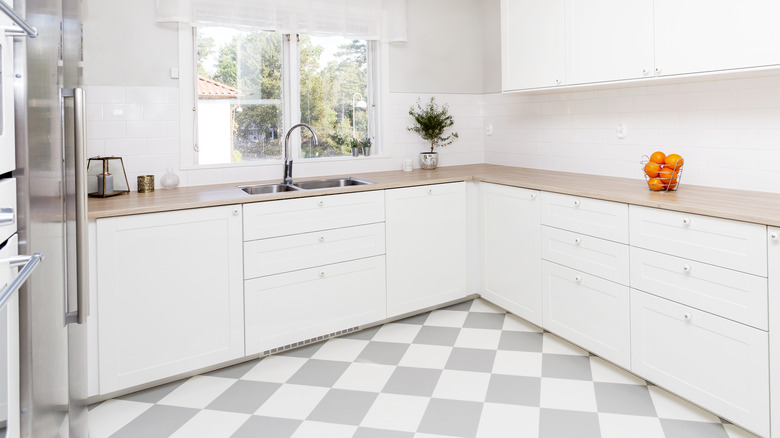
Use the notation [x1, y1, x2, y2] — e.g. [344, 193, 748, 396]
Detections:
[282, 123, 319, 185]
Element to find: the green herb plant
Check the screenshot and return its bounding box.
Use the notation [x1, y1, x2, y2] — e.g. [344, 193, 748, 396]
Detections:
[407, 97, 459, 153]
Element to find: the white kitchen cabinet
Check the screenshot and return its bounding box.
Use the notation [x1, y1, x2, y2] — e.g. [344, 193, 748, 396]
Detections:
[95, 205, 244, 394]
[631, 289, 769, 436]
[768, 227, 780, 438]
[564, 0, 654, 84]
[541, 192, 629, 243]
[385, 183, 469, 318]
[542, 261, 630, 368]
[655, 0, 780, 76]
[479, 183, 541, 326]
[245, 256, 386, 355]
[541, 225, 629, 286]
[501, 0, 565, 91]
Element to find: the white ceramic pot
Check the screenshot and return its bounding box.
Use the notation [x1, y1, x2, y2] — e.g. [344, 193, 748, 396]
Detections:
[420, 152, 439, 170]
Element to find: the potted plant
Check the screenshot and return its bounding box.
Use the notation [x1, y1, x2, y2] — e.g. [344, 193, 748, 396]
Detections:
[349, 138, 360, 157]
[407, 97, 459, 169]
[361, 137, 372, 156]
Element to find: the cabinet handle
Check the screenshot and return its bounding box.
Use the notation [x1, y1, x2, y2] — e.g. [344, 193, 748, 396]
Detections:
[318, 236, 325, 243]
[530, 193, 537, 199]
[642, 68, 650, 76]
[0, 207, 13, 225]
[682, 217, 691, 226]
[232, 208, 239, 216]
[683, 312, 692, 320]
[427, 188, 432, 195]
[574, 237, 582, 245]
[555, 79, 562, 85]
[318, 200, 324, 207]
[771, 232, 779, 240]
[683, 264, 692, 273]
[655, 67, 662, 75]
[574, 275, 582, 283]
[573, 200, 581, 207]
[319, 271, 326, 278]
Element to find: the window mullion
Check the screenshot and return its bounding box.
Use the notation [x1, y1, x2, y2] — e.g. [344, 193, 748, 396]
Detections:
[282, 34, 301, 159]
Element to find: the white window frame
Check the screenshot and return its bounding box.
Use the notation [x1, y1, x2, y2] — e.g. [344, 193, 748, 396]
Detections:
[177, 25, 387, 170]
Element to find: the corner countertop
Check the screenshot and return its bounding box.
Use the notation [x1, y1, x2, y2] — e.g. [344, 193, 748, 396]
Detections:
[88, 164, 780, 227]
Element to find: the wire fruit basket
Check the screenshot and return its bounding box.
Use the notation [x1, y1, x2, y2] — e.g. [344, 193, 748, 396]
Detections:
[641, 155, 683, 192]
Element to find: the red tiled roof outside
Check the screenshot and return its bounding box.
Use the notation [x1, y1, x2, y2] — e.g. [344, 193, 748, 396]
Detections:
[198, 76, 240, 98]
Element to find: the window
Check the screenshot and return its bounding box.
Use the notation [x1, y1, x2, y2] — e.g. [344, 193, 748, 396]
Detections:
[194, 28, 375, 165]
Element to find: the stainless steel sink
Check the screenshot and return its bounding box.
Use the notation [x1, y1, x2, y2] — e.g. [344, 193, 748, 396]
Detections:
[239, 183, 303, 195]
[291, 177, 374, 190]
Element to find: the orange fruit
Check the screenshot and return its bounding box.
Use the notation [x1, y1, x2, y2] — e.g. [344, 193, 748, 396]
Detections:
[658, 167, 678, 183]
[647, 177, 665, 191]
[644, 162, 661, 178]
[650, 151, 666, 165]
[665, 154, 684, 170]
[667, 178, 679, 190]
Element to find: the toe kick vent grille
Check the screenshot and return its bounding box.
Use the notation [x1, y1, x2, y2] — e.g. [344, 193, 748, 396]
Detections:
[261, 326, 361, 356]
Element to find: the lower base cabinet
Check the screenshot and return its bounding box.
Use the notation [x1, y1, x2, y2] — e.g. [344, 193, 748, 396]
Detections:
[541, 261, 630, 367]
[244, 256, 386, 355]
[630, 289, 769, 437]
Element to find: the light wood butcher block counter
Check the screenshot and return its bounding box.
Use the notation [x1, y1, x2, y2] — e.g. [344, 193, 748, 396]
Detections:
[88, 164, 780, 227]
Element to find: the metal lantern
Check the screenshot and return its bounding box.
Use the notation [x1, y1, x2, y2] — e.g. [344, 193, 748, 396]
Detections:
[87, 156, 130, 197]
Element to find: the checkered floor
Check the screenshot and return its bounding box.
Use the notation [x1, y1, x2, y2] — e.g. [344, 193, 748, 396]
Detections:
[89, 299, 759, 438]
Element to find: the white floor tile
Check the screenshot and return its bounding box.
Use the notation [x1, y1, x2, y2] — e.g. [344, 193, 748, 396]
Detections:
[598, 413, 666, 438]
[241, 355, 309, 383]
[424, 310, 469, 327]
[332, 362, 396, 392]
[359, 393, 430, 432]
[647, 386, 721, 423]
[540, 378, 597, 412]
[398, 344, 453, 369]
[371, 322, 423, 343]
[157, 376, 236, 409]
[169, 410, 250, 438]
[88, 399, 153, 438]
[589, 356, 646, 385]
[432, 370, 491, 402]
[454, 328, 502, 350]
[492, 351, 543, 377]
[476, 403, 540, 438]
[291, 420, 357, 438]
[254, 384, 329, 420]
[310, 338, 370, 362]
[502, 314, 543, 332]
[542, 333, 589, 356]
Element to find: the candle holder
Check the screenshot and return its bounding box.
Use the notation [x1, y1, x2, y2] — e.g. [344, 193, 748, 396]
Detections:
[87, 156, 130, 197]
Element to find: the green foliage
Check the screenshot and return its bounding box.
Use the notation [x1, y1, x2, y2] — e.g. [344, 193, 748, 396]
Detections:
[407, 97, 459, 153]
[197, 34, 215, 78]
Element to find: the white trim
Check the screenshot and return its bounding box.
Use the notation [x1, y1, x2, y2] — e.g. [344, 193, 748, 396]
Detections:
[178, 24, 196, 168]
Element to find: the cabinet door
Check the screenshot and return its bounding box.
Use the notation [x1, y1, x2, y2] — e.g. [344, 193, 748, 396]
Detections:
[631, 290, 769, 436]
[386, 183, 469, 318]
[245, 256, 386, 355]
[655, 0, 780, 76]
[480, 183, 541, 326]
[501, 0, 565, 90]
[542, 261, 630, 368]
[769, 227, 780, 438]
[565, 0, 654, 84]
[96, 206, 244, 393]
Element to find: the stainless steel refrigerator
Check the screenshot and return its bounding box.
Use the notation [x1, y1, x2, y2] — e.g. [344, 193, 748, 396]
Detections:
[11, 0, 89, 436]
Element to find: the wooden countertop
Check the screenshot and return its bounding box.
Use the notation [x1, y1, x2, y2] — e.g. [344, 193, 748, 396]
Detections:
[88, 164, 780, 227]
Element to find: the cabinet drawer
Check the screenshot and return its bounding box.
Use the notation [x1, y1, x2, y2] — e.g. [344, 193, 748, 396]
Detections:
[629, 205, 766, 276]
[542, 261, 630, 368]
[244, 223, 385, 279]
[541, 225, 629, 285]
[0, 179, 16, 244]
[630, 290, 769, 436]
[540, 192, 628, 243]
[244, 256, 386, 355]
[243, 190, 384, 241]
[630, 247, 767, 330]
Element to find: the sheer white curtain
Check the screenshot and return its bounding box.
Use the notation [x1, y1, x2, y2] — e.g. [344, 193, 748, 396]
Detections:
[156, 0, 407, 42]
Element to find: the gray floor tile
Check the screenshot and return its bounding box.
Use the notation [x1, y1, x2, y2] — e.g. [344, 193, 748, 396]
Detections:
[396, 312, 431, 325]
[307, 389, 378, 425]
[660, 419, 729, 438]
[442, 300, 474, 312]
[278, 342, 325, 358]
[205, 359, 260, 379]
[353, 428, 415, 438]
[412, 326, 461, 346]
[485, 374, 541, 407]
[109, 405, 199, 438]
[286, 359, 351, 387]
[498, 331, 544, 352]
[542, 353, 593, 381]
[539, 408, 601, 438]
[382, 367, 442, 397]
[342, 325, 382, 341]
[230, 415, 301, 438]
[356, 341, 410, 365]
[463, 312, 506, 330]
[594, 382, 657, 417]
[116, 379, 187, 404]
[444, 347, 496, 373]
[417, 399, 483, 438]
[206, 380, 281, 414]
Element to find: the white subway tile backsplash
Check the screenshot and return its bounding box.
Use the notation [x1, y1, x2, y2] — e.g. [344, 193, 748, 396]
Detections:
[143, 104, 179, 121]
[126, 121, 168, 138]
[103, 138, 148, 156]
[86, 86, 125, 104]
[103, 104, 144, 121]
[125, 87, 170, 104]
[87, 120, 126, 139]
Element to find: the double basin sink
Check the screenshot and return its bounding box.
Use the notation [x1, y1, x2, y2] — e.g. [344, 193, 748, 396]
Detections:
[239, 177, 374, 195]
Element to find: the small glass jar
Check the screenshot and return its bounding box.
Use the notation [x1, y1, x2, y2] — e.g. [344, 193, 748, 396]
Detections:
[160, 168, 180, 190]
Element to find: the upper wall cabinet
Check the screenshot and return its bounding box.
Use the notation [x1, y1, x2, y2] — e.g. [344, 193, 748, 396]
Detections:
[501, 0, 565, 90]
[654, 0, 780, 76]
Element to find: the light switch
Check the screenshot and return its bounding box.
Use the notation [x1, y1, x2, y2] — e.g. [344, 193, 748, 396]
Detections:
[170, 68, 179, 79]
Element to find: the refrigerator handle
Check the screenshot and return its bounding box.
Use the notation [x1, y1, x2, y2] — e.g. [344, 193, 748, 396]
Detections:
[63, 87, 89, 325]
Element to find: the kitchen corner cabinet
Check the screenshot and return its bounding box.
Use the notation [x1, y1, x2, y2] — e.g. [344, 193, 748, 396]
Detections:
[385, 183, 469, 318]
[479, 183, 541, 326]
[95, 205, 244, 394]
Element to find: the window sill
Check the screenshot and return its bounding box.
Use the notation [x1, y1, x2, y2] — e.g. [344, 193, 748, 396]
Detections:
[179, 152, 391, 171]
